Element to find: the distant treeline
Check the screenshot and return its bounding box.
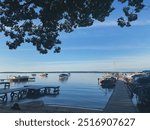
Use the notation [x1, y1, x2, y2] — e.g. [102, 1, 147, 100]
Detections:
[0, 71, 141, 73]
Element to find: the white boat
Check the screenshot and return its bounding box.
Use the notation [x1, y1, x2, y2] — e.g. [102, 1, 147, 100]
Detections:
[40, 73, 48, 77]
[9, 75, 29, 82]
[59, 73, 69, 79]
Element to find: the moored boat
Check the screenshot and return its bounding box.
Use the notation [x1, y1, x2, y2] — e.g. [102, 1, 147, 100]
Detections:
[9, 75, 29, 82]
[32, 73, 36, 76]
[40, 73, 48, 77]
[59, 73, 69, 79]
[100, 77, 116, 89]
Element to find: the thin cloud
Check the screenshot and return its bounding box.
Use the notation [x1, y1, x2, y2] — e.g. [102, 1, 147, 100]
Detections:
[92, 21, 117, 27]
[90, 20, 150, 28]
[63, 44, 150, 51]
[10, 53, 150, 72]
[133, 20, 150, 26]
[0, 48, 35, 51]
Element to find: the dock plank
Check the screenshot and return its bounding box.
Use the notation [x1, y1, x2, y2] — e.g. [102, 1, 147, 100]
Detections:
[0, 85, 59, 94]
[0, 88, 24, 94]
[104, 80, 137, 113]
[24, 85, 60, 90]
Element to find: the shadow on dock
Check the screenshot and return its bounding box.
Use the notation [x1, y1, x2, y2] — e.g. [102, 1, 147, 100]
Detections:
[104, 79, 137, 113]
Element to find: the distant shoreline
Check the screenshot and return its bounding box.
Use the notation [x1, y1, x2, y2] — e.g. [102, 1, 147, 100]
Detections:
[0, 71, 141, 73]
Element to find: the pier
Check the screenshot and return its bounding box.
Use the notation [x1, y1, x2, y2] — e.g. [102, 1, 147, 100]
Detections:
[0, 82, 10, 89]
[0, 85, 60, 103]
[104, 79, 137, 113]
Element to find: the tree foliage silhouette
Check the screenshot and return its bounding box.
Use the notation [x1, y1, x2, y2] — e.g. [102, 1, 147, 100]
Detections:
[0, 0, 144, 54]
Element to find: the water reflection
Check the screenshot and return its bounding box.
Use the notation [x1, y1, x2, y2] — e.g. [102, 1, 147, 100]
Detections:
[59, 77, 68, 83]
[132, 94, 150, 113]
[0, 73, 113, 110]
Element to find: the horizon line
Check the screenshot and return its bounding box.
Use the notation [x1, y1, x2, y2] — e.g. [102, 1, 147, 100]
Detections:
[0, 70, 143, 73]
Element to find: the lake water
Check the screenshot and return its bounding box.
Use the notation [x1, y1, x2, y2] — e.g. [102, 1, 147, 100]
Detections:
[0, 73, 113, 110]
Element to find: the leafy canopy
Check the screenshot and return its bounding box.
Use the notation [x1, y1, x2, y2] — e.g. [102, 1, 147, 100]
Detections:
[0, 0, 144, 54]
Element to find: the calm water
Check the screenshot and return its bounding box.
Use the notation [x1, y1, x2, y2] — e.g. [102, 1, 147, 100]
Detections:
[0, 73, 113, 110]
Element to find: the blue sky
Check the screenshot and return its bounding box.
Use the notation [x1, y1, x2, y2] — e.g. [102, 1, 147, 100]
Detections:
[0, 1, 150, 72]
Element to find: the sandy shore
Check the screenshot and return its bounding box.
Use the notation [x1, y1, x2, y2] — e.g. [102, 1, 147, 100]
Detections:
[0, 101, 102, 113]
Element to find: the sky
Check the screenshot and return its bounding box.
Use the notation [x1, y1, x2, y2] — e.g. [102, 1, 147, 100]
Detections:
[0, 1, 150, 72]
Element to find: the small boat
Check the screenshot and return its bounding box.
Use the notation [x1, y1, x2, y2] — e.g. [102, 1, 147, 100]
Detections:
[59, 73, 69, 79]
[40, 73, 48, 77]
[100, 77, 116, 89]
[9, 75, 29, 82]
[32, 73, 36, 76]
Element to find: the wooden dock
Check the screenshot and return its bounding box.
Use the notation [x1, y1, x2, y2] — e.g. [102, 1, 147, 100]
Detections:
[0, 82, 10, 89]
[104, 79, 137, 113]
[0, 85, 60, 103]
